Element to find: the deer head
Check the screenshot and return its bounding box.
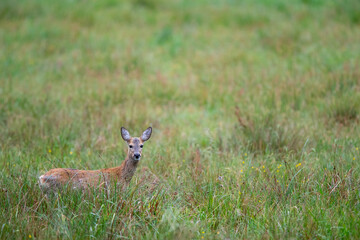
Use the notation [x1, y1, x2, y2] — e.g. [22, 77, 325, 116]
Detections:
[121, 127, 152, 161]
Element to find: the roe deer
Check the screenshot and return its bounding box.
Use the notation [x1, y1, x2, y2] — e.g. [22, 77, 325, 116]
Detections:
[39, 127, 152, 192]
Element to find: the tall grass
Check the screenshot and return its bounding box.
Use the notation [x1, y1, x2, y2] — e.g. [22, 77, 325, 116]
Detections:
[1, 0, 360, 239]
[234, 107, 305, 155]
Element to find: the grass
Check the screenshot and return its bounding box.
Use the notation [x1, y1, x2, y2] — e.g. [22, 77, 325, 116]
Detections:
[1, 0, 360, 239]
[234, 107, 305, 155]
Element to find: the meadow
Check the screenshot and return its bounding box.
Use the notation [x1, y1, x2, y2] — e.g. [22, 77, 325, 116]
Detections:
[1, 0, 360, 239]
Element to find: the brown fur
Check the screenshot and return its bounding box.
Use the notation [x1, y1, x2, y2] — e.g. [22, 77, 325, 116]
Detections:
[39, 127, 152, 192]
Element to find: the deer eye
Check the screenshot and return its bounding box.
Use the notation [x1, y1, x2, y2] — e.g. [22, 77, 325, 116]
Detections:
[140, 145, 143, 148]
[129, 145, 133, 148]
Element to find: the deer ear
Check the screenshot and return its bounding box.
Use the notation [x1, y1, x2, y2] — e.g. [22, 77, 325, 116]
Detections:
[121, 127, 131, 141]
[141, 127, 152, 142]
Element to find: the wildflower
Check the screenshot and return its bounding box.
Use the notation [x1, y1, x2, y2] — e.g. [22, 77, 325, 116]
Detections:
[262, 165, 265, 169]
[240, 169, 243, 173]
[48, 149, 51, 153]
[244, 153, 247, 157]
[251, 166, 254, 169]
[29, 235, 31, 238]
[202, 231, 205, 234]
[356, 147, 358, 151]
[70, 151, 73, 155]
[239, 191, 241, 195]
[296, 163, 302, 168]
[276, 180, 279, 183]
[277, 170, 279, 173]
[242, 161, 245, 164]
[353, 157, 355, 161]
[217, 231, 220, 234]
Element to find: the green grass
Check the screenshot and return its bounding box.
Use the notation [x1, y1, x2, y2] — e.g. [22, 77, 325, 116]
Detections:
[1, 0, 360, 239]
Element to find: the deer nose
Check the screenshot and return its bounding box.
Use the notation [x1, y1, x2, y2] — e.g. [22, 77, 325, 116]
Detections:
[134, 153, 141, 160]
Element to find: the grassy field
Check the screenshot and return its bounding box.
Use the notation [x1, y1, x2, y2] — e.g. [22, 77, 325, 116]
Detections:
[1, 0, 360, 239]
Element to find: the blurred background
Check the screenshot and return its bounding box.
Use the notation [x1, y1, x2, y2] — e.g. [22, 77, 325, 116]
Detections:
[0, 0, 360, 238]
[1, 0, 359, 152]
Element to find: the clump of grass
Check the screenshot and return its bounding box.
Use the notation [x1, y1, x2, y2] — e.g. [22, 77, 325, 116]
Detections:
[131, 0, 165, 9]
[325, 67, 360, 94]
[257, 26, 302, 56]
[334, 0, 360, 25]
[324, 68, 360, 125]
[0, 0, 44, 20]
[327, 93, 359, 125]
[234, 107, 305, 155]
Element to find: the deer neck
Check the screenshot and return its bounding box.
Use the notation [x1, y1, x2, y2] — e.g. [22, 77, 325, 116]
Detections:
[119, 155, 139, 183]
